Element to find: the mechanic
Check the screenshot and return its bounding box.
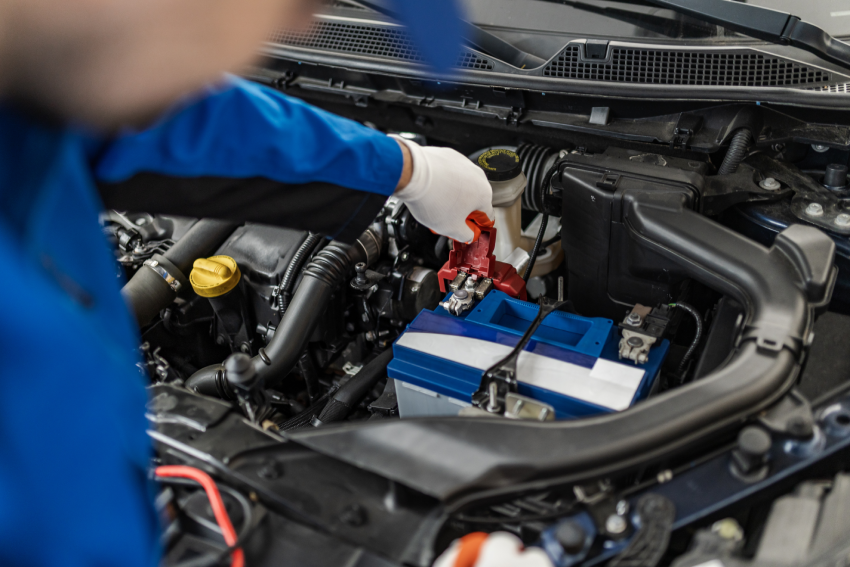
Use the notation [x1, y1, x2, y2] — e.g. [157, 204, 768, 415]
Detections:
[0, 0, 550, 566]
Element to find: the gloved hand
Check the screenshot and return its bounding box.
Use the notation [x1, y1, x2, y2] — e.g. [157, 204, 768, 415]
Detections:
[392, 135, 495, 243]
[434, 532, 554, 567]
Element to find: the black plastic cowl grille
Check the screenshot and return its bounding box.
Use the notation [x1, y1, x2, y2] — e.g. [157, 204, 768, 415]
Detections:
[270, 21, 835, 88]
[269, 21, 494, 70]
[543, 44, 831, 87]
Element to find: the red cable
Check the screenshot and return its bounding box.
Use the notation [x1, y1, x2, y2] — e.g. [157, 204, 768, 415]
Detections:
[155, 465, 245, 567]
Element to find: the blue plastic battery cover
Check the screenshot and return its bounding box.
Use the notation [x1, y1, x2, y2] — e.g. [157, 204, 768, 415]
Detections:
[388, 291, 669, 419]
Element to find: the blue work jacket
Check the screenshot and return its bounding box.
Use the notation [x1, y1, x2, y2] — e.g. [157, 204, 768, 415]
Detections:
[0, 76, 402, 566]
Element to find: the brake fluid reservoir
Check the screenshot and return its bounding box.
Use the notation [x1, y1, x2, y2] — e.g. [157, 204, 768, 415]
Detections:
[476, 149, 527, 260]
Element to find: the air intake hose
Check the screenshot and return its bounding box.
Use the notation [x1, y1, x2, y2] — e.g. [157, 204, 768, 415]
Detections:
[122, 219, 238, 327]
[718, 129, 754, 175]
[186, 227, 382, 396]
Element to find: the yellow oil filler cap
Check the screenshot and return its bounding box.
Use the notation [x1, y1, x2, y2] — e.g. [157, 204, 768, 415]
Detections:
[189, 256, 241, 298]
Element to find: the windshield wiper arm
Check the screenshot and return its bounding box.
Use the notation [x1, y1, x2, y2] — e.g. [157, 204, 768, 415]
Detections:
[641, 0, 850, 72]
[543, 0, 719, 39]
[352, 0, 546, 69]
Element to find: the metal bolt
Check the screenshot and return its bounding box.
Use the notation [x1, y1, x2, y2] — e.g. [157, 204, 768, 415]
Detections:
[559, 149, 569, 158]
[806, 202, 824, 217]
[626, 312, 642, 326]
[616, 500, 630, 516]
[836, 214, 850, 227]
[240, 342, 251, 354]
[354, 262, 368, 284]
[759, 178, 781, 191]
[626, 336, 644, 348]
[712, 518, 744, 542]
[486, 381, 501, 413]
[605, 514, 628, 535]
[812, 144, 830, 153]
[400, 252, 410, 262]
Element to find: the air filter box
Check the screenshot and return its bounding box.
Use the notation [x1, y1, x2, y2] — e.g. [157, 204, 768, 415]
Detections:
[388, 291, 669, 420]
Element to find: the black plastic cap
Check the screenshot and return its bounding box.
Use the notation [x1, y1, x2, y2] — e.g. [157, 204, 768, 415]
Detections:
[738, 426, 772, 457]
[476, 149, 522, 182]
[555, 520, 586, 554]
[824, 163, 848, 189]
[224, 353, 258, 391]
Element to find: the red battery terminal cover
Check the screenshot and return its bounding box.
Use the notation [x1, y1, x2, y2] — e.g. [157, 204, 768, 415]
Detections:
[438, 212, 527, 300]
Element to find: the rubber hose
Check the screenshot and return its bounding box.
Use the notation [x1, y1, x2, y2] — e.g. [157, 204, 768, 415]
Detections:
[279, 233, 323, 315]
[255, 243, 353, 379]
[162, 219, 239, 274]
[122, 254, 186, 327]
[671, 302, 704, 378]
[315, 349, 393, 425]
[122, 219, 238, 327]
[186, 227, 382, 397]
[717, 129, 753, 175]
[523, 214, 549, 282]
[187, 244, 351, 390]
[185, 364, 236, 400]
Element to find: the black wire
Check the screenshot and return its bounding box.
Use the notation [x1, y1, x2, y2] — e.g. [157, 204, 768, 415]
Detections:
[523, 214, 549, 282]
[540, 230, 561, 249]
[522, 160, 562, 282]
[155, 477, 258, 567]
[669, 302, 704, 379]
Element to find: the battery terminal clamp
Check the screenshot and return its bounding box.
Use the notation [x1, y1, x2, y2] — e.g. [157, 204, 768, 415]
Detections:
[618, 304, 671, 364]
[438, 211, 526, 316]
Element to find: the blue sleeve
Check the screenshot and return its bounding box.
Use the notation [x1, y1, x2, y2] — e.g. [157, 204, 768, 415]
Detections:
[95, 76, 403, 197]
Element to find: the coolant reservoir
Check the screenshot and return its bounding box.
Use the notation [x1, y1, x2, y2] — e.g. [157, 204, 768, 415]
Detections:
[475, 149, 527, 260]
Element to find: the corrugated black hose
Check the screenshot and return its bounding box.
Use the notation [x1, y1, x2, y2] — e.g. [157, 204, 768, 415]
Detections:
[279, 233, 323, 314]
[717, 128, 753, 175]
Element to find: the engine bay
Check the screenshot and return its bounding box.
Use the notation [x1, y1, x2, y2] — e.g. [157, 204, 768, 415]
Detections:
[117, 90, 850, 566]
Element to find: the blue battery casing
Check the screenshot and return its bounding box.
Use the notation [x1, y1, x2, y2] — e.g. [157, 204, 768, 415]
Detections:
[388, 291, 669, 419]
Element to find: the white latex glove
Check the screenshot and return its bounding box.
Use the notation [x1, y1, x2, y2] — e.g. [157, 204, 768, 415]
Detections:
[392, 135, 495, 243]
[434, 532, 554, 567]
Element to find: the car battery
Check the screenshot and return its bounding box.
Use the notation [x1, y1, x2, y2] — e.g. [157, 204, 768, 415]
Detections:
[388, 291, 669, 420]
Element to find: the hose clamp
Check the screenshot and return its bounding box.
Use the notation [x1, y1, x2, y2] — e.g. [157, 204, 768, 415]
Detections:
[144, 259, 182, 292]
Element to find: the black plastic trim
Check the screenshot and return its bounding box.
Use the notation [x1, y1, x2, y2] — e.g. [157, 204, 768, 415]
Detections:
[260, 42, 850, 109]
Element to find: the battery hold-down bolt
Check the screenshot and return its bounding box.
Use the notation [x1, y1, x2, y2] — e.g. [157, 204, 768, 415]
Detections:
[835, 214, 850, 228]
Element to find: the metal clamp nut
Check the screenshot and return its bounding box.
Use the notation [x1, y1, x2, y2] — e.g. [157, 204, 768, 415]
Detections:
[144, 259, 182, 292]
